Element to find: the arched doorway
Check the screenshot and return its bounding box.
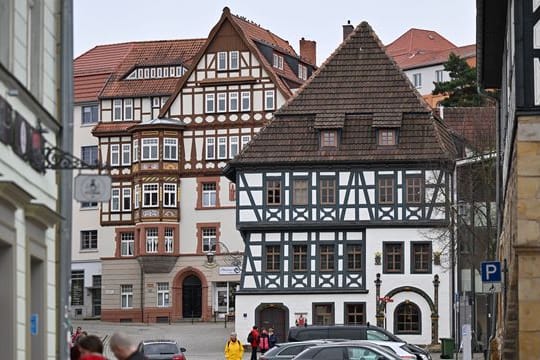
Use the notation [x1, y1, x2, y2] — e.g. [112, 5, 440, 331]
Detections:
[256, 304, 288, 344]
[182, 275, 202, 318]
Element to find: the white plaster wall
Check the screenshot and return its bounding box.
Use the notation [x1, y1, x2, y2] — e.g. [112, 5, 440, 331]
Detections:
[404, 64, 446, 96]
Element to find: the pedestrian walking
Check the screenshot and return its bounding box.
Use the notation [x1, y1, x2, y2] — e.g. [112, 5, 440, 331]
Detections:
[77, 334, 106, 360]
[224, 332, 244, 360]
[268, 328, 277, 349]
[247, 325, 260, 360]
[258, 328, 270, 354]
[110, 332, 147, 360]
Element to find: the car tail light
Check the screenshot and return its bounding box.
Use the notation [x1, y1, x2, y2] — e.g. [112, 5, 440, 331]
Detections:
[172, 355, 185, 360]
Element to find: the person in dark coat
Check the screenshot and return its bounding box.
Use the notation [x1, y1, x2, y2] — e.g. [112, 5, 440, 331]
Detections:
[268, 328, 278, 349]
[248, 326, 260, 360]
[110, 332, 147, 360]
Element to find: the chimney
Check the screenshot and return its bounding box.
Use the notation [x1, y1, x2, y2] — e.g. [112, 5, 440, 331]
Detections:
[343, 20, 354, 40]
[299, 37, 316, 66]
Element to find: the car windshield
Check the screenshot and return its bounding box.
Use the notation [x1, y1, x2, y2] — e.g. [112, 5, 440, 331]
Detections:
[143, 343, 178, 355]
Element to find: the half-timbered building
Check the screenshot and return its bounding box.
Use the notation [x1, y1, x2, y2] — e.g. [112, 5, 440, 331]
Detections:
[224, 22, 456, 345]
[93, 7, 315, 322]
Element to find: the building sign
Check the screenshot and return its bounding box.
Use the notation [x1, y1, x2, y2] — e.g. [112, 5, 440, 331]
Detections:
[0, 95, 45, 173]
[219, 266, 241, 275]
[74, 174, 112, 202]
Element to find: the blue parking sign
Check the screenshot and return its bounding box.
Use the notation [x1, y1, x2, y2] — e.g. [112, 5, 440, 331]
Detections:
[481, 261, 501, 282]
[30, 313, 38, 336]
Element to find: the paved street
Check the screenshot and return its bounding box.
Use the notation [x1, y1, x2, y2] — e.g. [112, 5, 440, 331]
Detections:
[72, 320, 485, 360]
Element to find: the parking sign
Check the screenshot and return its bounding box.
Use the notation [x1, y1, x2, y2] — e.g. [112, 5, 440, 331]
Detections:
[481, 261, 501, 282]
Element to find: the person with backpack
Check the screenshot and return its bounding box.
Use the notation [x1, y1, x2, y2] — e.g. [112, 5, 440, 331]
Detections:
[224, 332, 244, 360]
[258, 328, 270, 354]
[247, 325, 259, 360]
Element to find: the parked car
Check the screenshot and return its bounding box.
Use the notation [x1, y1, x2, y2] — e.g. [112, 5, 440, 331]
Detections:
[260, 340, 340, 360]
[137, 339, 187, 360]
[341, 341, 416, 359]
[292, 342, 401, 360]
[287, 325, 430, 360]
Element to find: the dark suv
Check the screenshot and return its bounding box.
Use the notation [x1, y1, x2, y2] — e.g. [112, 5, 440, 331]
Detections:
[287, 325, 430, 360]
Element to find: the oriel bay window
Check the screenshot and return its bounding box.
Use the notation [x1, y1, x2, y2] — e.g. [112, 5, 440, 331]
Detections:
[163, 183, 177, 207]
[143, 184, 158, 207]
[110, 144, 120, 166]
[266, 179, 281, 205]
[383, 242, 404, 274]
[146, 228, 158, 253]
[378, 177, 394, 204]
[133, 139, 139, 162]
[163, 138, 178, 161]
[141, 138, 158, 160]
[265, 245, 281, 272]
[319, 178, 336, 205]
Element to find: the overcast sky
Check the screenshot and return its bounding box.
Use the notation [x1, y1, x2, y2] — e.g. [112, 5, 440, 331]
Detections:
[74, 0, 476, 65]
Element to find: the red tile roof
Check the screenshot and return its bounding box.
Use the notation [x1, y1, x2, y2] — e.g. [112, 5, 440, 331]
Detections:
[92, 121, 139, 136]
[386, 28, 475, 70]
[440, 106, 496, 153]
[99, 39, 206, 99]
[225, 22, 456, 172]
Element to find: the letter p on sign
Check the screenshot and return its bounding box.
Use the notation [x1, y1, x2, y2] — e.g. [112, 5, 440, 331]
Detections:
[481, 261, 501, 282]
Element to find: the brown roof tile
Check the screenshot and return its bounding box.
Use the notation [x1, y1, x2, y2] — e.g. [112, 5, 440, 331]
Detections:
[386, 28, 456, 58]
[440, 106, 496, 153]
[92, 121, 139, 136]
[227, 22, 456, 171]
[392, 44, 476, 70]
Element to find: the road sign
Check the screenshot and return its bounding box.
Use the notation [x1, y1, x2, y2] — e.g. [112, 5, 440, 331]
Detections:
[482, 282, 502, 293]
[481, 261, 501, 282]
[74, 174, 111, 202]
[30, 313, 38, 336]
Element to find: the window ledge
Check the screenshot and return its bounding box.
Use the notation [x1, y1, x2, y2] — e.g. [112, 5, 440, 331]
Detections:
[80, 249, 99, 253]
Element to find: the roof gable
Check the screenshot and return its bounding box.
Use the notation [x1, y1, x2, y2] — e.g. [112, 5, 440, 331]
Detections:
[386, 28, 456, 58]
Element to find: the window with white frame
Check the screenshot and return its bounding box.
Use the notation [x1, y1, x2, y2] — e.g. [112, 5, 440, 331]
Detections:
[124, 99, 133, 120]
[436, 70, 444, 82]
[298, 64, 308, 80]
[163, 183, 177, 207]
[217, 51, 227, 70]
[157, 282, 170, 307]
[153, 97, 160, 107]
[205, 93, 215, 113]
[121, 232, 134, 256]
[150, 68, 155, 78]
[81, 230, 98, 250]
[265, 90, 275, 110]
[241, 135, 251, 148]
[164, 67, 169, 77]
[164, 228, 174, 253]
[229, 51, 239, 70]
[217, 93, 227, 113]
[229, 136, 239, 158]
[111, 188, 120, 212]
[413, 73, 422, 88]
[206, 137, 215, 159]
[120, 284, 133, 308]
[143, 184, 158, 207]
[133, 139, 139, 162]
[82, 105, 98, 124]
[202, 227, 216, 252]
[217, 137, 227, 159]
[229, 92, 239, 112]
[202, 182, 217, 207]
[163, 138, 178, 161]
[122, 188, 131, 211]
[175, 66, 182, 76]
[113, 99, 122, 120]
[134, 185, 140, 209]
[157, 68, 162, 78]
[241, 91, 250, 111]
[273, 53, 283, 69]
[110, 144, 120, 166]
[146, 228, 158, 253]
[141, 138, 158, 160]
[144, 68, 150, 78]
[122, 143, 131, 165]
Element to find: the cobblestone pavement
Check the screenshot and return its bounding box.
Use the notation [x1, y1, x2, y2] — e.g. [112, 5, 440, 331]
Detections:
[72, 320, 485, 360]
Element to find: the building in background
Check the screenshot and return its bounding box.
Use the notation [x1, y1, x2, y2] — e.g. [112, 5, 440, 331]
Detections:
[0, 0, 71, 358]
[81, 7, 316, 323]
[386, 28, 476, 108]
[225, 21, 456, 345]
[478, 0, 540, 358]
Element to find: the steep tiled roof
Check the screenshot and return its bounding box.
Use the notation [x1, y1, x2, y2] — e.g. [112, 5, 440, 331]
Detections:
[386, 28, 456, 58]
[99, 39, 205, 99]
[392, 44, 476, 70]
[226, 22, 456, 172]
[74, 43, 134, 103]
[440, 106, 496, 153]
[92, 121, 139, 136]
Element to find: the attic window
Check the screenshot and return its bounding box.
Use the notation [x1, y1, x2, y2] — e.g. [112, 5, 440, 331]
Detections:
[320, 130, 338, 148]
[273, 53, 283, 70]
[298, 64, 308, 80]
[378, 129, 397, 146]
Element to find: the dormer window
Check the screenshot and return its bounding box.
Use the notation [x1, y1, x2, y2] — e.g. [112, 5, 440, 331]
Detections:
[378, 129, 397, 146]
[273, 53, 283, 69]
[320, 130, 338, 148]
[298, 64, 308, 80]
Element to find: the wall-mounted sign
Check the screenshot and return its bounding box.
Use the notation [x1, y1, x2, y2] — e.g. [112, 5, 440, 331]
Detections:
[74, 174, 112, 202]
[219, 266, 241, 275]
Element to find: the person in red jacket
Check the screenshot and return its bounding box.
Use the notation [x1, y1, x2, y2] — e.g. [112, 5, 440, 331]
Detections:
[248, 325, 260, 360]
[258, 328, 270, 354]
